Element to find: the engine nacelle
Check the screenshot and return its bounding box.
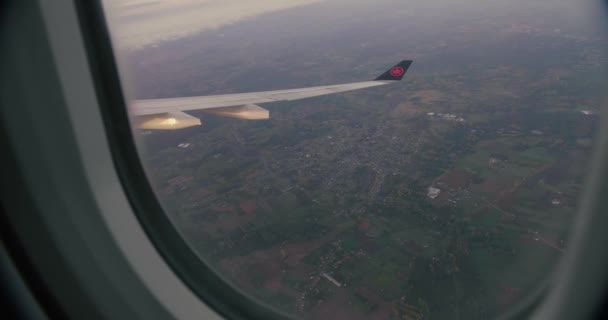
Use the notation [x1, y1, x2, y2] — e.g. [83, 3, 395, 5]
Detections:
[202, 104, 269, 120]
[133, 111, 201, 130]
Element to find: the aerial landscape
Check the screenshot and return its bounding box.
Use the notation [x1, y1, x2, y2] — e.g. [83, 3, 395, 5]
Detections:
[115, 0, 604, 319]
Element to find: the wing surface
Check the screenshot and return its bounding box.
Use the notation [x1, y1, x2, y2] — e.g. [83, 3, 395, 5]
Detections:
[131, 60, 412, 129]
[132, 81, 397, 115]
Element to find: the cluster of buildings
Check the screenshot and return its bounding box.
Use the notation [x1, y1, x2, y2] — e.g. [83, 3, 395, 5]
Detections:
[427, 112, 465, 122]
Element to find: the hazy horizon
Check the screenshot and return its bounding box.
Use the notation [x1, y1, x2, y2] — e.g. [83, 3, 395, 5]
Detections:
[104, 0, 604, 49]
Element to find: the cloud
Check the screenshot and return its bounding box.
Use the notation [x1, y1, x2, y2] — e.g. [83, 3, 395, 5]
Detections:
[102, 0, 322, 49]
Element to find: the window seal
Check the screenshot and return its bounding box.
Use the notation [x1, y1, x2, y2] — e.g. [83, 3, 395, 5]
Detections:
[72, 1, 293, 319]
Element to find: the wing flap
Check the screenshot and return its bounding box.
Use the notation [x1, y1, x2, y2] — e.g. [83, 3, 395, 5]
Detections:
[131, 95, 276, 115]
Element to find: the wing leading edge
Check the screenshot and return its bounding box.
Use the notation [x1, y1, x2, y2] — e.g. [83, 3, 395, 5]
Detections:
[132, 60, 412, 130]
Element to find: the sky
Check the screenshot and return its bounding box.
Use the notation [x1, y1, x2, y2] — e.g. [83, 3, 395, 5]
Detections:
[102, 0, 323, 49]
[103, 0, 604, 50]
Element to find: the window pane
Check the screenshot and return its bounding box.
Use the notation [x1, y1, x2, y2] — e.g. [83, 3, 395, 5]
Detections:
[102, 1, 605, 318]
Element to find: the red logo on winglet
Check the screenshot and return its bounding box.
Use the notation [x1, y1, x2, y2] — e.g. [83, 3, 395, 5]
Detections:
[389, 66, 405, 77]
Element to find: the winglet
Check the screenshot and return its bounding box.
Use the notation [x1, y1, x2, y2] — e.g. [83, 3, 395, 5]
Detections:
[374, 60, 413, 81]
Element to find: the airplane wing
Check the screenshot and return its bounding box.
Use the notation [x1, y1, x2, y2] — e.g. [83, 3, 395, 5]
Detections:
[132, 60, 412, 129]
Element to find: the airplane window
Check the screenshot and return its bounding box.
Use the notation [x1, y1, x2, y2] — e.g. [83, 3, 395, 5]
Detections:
[100, 0, 604, 318]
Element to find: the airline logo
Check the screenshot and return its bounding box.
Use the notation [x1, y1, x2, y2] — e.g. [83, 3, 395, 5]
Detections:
[389, 66, 405, 77]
